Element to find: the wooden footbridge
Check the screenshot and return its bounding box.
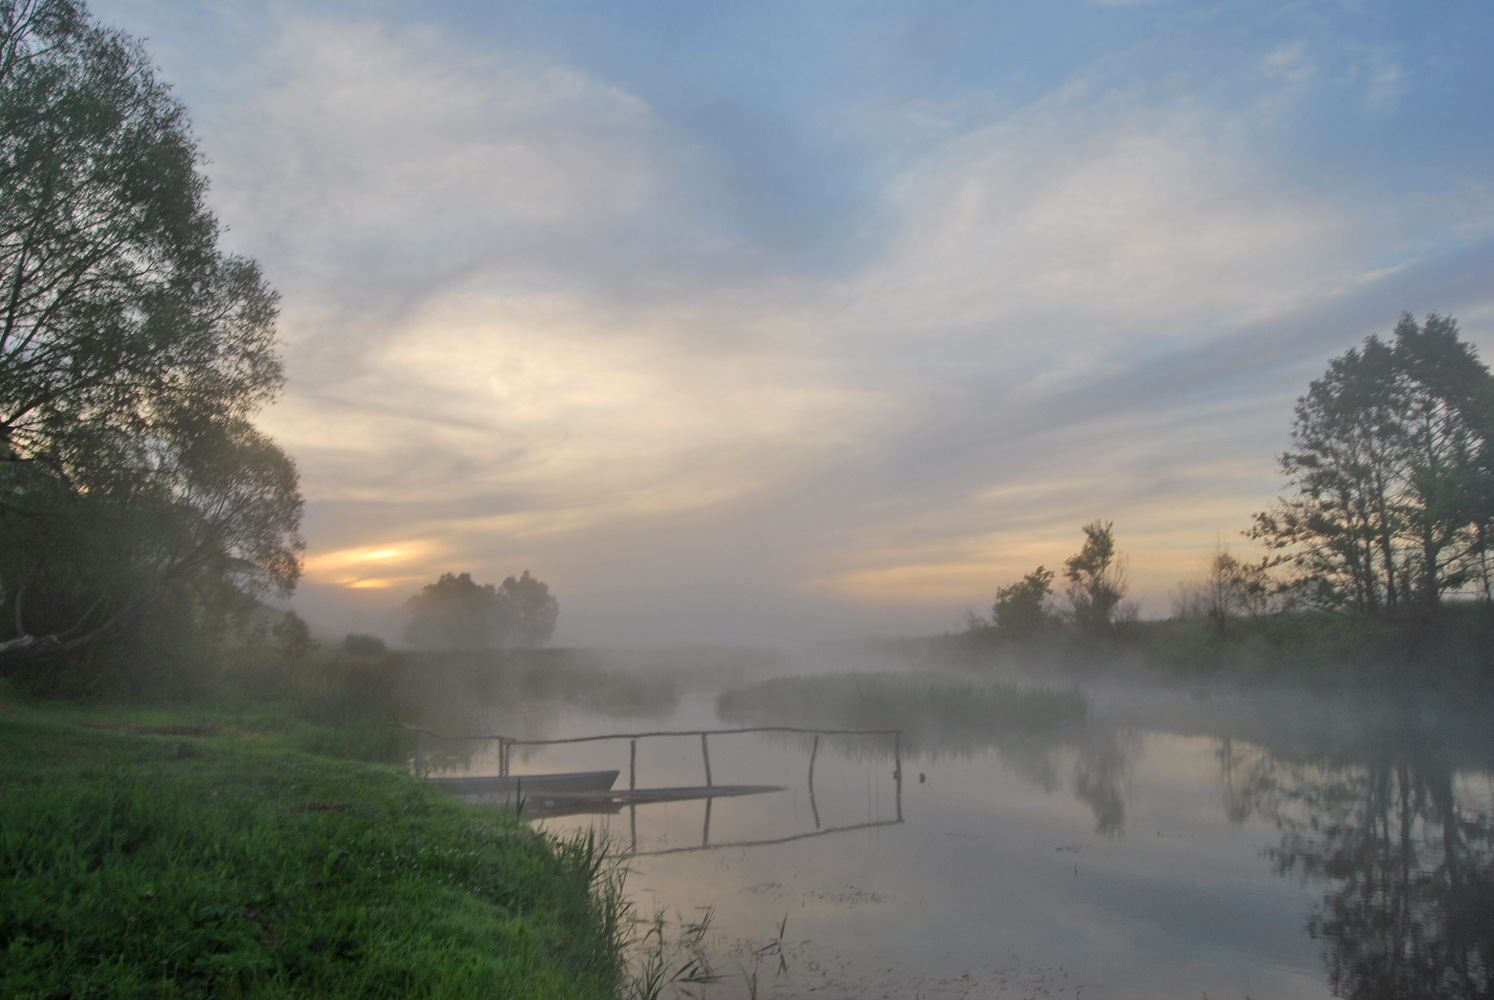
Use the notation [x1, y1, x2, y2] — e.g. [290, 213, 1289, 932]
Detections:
[398, 723, 904, 854]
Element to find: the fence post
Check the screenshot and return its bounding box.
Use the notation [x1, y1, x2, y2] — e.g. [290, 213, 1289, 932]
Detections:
[629, 739, 637, 790]
[894, 731, 903, 823]
[808, 734, 821, 830]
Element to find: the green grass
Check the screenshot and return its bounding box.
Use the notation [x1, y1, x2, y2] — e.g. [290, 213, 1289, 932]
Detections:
[0, 705, 623, 999]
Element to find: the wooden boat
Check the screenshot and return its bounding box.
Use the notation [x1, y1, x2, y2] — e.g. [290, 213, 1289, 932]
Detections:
[426, 768, 784, 817]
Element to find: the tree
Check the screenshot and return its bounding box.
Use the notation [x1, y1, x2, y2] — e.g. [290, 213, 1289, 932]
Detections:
[403, 571, 558, 650]
[1172, 545, 1274, 636]
[1392, 314, 1494, 609]
[498, 570, 559, 647]
[1063, 520, 1134, 633]
[0, 1, 301, 673]
[991, 566, 1055, 638]
[0, 408, 303, 666]
[341, 633, 386, 658]
[1251, 313, 1493, 618]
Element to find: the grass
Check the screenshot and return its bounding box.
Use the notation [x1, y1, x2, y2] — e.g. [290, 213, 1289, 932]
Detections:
[0, 703, 624, 999]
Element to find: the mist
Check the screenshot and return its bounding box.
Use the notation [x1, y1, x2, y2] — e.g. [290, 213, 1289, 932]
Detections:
[12, 1, 1492, 997]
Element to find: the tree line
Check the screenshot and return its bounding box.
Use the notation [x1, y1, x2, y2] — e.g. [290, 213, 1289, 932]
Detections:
[980, 312, 1494, 647]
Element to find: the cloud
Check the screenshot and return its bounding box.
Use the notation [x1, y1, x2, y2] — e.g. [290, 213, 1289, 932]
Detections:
[836, 88, 1361, 374]
[779, 80, 1494, 617]
[263, 290, 875, 514]
[94, 2, 1494, 644]
[207, 12, 684, 331]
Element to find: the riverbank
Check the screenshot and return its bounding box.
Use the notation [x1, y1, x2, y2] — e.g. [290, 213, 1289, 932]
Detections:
[867, 603, 1494, 692]
[0, 702, 624, 999]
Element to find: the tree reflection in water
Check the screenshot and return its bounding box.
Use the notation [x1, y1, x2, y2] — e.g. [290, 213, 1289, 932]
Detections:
[1221, 740, 1494, 998]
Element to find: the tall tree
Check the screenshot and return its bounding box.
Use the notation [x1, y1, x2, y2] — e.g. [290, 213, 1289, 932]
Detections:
[1252, 313, 1493, 617]
[0, 1, 301, 670]
[1063, 521, 1133, 633]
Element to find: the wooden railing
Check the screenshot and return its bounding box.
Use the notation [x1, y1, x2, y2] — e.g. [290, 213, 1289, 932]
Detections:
[397, 722, 906, 842]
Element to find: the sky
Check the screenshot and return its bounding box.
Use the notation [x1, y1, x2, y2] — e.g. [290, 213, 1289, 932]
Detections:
[93, 0, 1494, 646]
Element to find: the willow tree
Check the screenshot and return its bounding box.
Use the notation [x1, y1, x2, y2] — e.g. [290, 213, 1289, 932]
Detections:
[1251, 313, 1493, 617]
[0, 0, 302, 672]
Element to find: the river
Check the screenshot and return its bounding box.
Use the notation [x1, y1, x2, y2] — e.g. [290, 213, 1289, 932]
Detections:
[416, 672, 1494, 999]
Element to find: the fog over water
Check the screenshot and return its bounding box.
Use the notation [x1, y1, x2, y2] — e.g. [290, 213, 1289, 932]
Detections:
[8, 2, 1494, 996]
[90, 0, 1494, 646]
[405, 651, 1494, 999]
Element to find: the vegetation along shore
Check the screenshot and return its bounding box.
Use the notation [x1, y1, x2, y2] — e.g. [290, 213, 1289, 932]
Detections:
[0, 702, 625, 999]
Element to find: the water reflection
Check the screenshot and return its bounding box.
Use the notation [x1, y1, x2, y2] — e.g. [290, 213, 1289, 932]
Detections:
[424, 673, 1494, 998]
[1203, 707, 1494, 998]
[1239, 757, 1493, 998]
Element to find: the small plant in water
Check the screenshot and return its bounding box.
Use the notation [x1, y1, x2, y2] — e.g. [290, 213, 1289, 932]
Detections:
[627, 907, 719, 1000]
[736, 911, 792, 999]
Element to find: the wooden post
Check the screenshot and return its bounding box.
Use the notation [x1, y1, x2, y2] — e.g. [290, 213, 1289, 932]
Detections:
[500, 739, 509, 778]
[808, 734, 821, 830]
[629, 739, 637, 791]
[700, 733, 712, 787]
[893, 731, 903, 823]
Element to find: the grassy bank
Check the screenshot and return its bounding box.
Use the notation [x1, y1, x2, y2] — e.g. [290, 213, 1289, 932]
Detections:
[0, 704, 623, 999]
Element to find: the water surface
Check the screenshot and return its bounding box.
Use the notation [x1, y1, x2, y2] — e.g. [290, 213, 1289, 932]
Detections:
[422, 682, 1494, 999]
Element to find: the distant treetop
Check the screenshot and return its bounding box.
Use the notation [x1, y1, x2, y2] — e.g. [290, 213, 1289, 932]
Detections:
[403, 571, 558, 650]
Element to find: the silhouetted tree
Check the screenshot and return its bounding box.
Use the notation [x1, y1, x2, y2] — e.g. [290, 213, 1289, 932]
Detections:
[273, 611, 313, 661]
[1172, 545, 1274, 636]
[1251, 313, 1494, 618]
[1063, 521, 1133, 633]
[991, 566, 1055, 638]
[341, 633, 386, 658]
[498, 570, 559, 647]
[403, 570, 558, 650]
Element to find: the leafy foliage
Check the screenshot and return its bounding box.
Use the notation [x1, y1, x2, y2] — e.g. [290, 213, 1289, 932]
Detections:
[403, 571, 558, 650]
[342, 632, 388, 658]
[1063, 520, 1134, 633]
[0, 0, 301, 679]
[991, 565, 1055, 638]
[1251, 313, 1494, 618]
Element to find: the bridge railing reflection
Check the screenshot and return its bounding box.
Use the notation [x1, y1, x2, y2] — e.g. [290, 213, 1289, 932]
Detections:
[400, 723, 905, 854]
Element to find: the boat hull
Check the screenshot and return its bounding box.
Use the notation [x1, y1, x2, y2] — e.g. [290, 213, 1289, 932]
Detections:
[426, 769, 619, 796]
